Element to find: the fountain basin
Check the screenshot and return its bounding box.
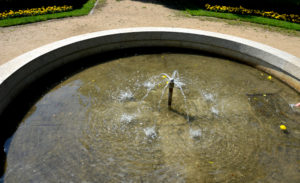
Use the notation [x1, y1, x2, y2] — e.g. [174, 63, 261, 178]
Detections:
[1, 27, 300, 118]
[0, 28, 300, 182]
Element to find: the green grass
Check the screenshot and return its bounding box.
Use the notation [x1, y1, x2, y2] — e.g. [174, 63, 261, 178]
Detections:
[0, 0, 98, 27]
[1, 0, 299, 31]
[186, 9, 300, 31]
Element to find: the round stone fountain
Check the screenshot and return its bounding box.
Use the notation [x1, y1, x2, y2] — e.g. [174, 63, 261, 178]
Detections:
[0, 28, 300, 182]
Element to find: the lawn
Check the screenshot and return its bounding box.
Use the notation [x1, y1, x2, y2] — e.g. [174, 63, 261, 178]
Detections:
[185, 8, 300, 31]
[0, 0, 98, 27]
[0, 0, 299, 31]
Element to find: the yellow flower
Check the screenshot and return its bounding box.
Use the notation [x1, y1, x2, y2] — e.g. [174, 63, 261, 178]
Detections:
[280, 125, 287, 131]
[203, 3, 298, 23]
[0, 5, 73, 20]
[267, 76, 272, 80]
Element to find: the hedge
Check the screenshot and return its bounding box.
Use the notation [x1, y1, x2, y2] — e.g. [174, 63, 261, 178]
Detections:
[159, 0, 300, 15]
[0, 0, 88, 12]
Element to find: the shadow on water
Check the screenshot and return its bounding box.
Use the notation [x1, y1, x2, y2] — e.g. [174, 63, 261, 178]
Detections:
[169, 108, 196, 122]
[0, 47, 229, 178]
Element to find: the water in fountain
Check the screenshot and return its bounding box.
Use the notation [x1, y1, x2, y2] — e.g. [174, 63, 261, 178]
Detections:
[2, 52, 300, 182]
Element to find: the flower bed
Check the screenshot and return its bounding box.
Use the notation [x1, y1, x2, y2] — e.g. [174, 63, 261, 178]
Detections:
[0, 5, 73, 20]
[205, 4, 300, 23]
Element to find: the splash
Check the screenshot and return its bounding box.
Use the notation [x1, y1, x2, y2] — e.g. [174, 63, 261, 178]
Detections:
[211, 106, 219, 115]
[118, 90, 134, 101]
[144, 126, 157, 139]
[141, 81, 156, 101]
[189, 128, 202, 138]
[120, 114, 136, 124]
[202, 92, 214, 102]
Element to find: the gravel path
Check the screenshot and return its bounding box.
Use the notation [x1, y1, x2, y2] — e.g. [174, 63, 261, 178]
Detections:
[0, 0, 299, 65]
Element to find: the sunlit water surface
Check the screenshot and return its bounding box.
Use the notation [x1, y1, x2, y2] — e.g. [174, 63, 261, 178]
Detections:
[4, 53, 300, 183]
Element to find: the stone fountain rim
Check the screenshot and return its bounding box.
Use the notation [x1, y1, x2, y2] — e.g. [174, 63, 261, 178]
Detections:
[0, 27, 299, 116]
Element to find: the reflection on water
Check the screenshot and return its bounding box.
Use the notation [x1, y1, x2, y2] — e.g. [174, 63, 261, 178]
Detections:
[4, 53, 300, 182]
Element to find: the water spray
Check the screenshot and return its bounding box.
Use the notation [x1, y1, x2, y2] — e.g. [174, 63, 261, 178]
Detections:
[141, 70, 189, 121]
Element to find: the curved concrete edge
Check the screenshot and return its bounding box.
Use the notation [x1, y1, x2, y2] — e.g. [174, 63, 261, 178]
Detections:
[0, 27, 300, 116]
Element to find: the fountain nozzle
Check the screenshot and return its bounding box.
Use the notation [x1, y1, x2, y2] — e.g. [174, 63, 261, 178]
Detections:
[168, 78, 175, 110]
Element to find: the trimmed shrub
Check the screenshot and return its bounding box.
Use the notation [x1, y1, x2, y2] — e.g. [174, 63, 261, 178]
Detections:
[158, 0, 300, 15]
[201, 0, 299, 13]
[0, 0, 88, 12]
